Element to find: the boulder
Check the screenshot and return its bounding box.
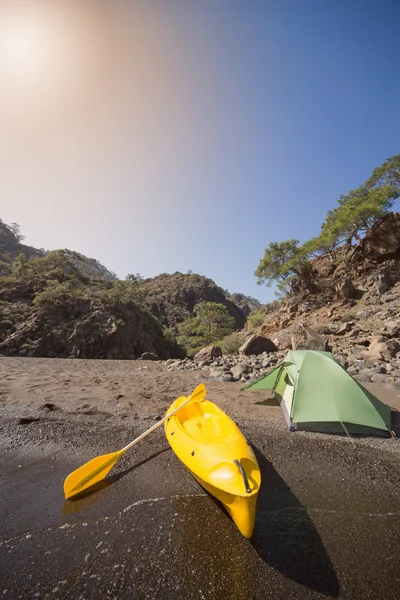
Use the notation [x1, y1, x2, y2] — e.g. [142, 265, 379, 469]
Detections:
[209, 366, 228, 378]
[347, 327, 361, 338]
[193, 345, 222, 365]
[291, 323, 328, 351]
[231, 363, 249, 381]
[271, 328, 292, 350]
[384, 321, 400, 338]
[335, 322, 353, 336]
[219, 373, 234, 382]
[375, 272, 394, 295]
[138, 352, 160, 361]
[239, 334, 278, 356]
[367, 337, 400, 361]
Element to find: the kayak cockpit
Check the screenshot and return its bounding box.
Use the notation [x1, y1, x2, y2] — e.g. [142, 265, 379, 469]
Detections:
[172, 400, 235, 443]
[182, 412, 232, 443]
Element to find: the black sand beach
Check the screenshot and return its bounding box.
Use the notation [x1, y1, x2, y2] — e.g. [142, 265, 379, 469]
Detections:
[1, 357, 400, 599]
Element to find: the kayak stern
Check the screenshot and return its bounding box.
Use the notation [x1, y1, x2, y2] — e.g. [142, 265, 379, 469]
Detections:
[192, 465, 259, 539]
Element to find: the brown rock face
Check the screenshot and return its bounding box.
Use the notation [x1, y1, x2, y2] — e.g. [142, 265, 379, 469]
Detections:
[0, 302, 169, 360]
[370, 263, 400, 295]
[193, 345, 222, 365]
[312, 255, 336, 277]
[239, 334, 278, 356]
[335, 277, 362, 301]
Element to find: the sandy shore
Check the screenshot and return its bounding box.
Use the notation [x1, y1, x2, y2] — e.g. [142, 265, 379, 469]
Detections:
[1, 357, 400, 599]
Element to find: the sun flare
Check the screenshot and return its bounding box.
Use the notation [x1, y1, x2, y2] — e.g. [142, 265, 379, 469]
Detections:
[0, 1, 118, 138]
[0, 7, 57, 83]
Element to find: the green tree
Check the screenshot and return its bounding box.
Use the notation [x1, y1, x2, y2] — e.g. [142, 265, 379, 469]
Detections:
[126, 273, 144, 282]
[20, 250, 82, 279]
[177, 301, 235, 356]
[246, 310, 265, 331]
[11, 253, 29, 277]
[7, 222, 24, 243]
[319, 154, 400, 252]
[255, 154, 400, 293]
[366, 154, 400, 189]
[320, 185, 396, 251]
[0, 220, 24, 244]
[255, 239, 309, 293]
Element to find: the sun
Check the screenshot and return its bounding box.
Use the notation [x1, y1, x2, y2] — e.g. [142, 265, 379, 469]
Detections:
[3, 18, 44, 65]
[0, 6, 56, 83]
[0, 1, 116, 135]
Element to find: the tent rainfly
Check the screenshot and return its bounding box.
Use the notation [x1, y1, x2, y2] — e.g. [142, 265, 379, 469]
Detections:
[242, 350, 393, 437]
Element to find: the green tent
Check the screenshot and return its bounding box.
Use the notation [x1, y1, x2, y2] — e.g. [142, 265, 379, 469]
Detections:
[243, 350, 392, 436]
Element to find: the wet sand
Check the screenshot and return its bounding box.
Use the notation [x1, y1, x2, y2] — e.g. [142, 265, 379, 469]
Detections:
[1, 357, 400, 599]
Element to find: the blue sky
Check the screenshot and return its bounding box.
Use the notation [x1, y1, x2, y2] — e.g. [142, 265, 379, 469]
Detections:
[1, 0, 399, 303]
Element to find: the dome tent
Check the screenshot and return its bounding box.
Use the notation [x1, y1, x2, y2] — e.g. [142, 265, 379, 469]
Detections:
[242, 350, 392, 437]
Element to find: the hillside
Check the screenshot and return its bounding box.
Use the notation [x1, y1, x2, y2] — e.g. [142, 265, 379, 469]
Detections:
[0, 220, 43, 273]
[140, 273, 245, 332]
[229, 293, 261, 317]
[0, 222, 247, 359]
[2, 214, 400, 366]
[0, 251, 171, 360]
[0, 220, 117, 281]
[240, 213, 400, 381]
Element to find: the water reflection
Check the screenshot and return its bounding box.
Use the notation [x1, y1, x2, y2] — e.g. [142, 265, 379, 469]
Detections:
[61, 480, 113, 515]
[168, 494, 259, 600]
[61, 448, 170, 515]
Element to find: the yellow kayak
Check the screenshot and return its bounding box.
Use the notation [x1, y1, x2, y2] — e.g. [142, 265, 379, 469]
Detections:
[165, 394, 261, 538]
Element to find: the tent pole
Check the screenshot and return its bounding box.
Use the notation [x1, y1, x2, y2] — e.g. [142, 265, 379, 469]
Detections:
[340, 421, 355, 445]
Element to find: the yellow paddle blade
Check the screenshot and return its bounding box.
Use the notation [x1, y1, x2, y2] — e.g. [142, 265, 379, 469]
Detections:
[166, 384, 206, 415]
[64, 449, 125, 500]
[191, 383, 206, 402]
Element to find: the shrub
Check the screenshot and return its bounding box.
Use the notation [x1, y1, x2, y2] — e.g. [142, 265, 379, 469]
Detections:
[217, 332, 247, 355]
[247, 310, 265, 331]
[163, 327, 176, 345]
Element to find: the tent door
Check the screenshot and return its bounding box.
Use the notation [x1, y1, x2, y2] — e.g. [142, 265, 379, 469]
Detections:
[280, 381, 294, 428]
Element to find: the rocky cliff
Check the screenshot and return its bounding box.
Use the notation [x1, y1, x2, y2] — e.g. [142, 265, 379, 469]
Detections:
[0, 271, 171, 359]
[229, 213, 400, 386]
